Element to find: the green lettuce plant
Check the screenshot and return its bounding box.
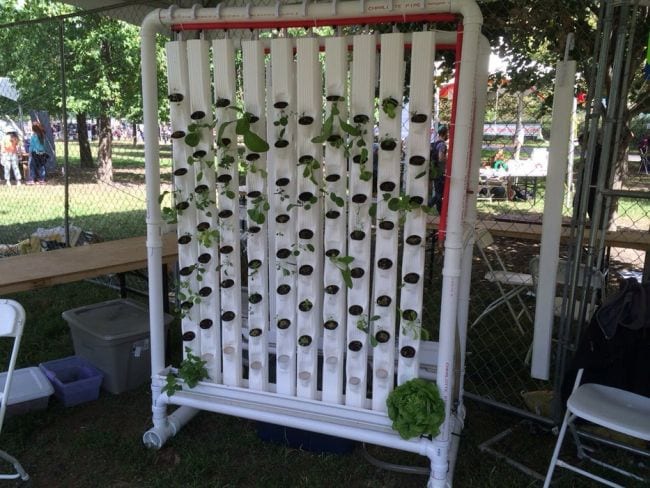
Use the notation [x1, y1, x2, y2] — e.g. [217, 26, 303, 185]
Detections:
[386, 378, 445, 439]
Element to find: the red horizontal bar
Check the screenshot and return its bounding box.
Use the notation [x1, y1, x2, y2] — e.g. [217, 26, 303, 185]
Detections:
[171, 13, 458, 32]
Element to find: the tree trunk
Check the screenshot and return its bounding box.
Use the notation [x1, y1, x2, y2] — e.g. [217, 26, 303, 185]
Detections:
[76, 112, 93, 168]
[513, 91, 524, 160]
[96, 113, 113, 183]
[132, 121, 137, 146]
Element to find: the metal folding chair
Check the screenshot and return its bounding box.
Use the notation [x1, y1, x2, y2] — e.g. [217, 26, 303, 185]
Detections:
[471, 228, 533, 334]
[544, 369, 650, 487]
[0, 299, 29, 481]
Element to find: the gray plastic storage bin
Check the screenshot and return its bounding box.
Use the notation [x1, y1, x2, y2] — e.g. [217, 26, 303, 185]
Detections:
[0, 367, 54, 416]
[62, 299, 172, 394]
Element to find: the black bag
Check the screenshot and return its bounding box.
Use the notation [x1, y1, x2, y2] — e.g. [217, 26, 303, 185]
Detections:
[561, 278, 650, 404]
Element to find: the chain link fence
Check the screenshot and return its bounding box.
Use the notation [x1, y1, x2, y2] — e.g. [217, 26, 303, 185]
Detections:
[1, 0, 648, 419]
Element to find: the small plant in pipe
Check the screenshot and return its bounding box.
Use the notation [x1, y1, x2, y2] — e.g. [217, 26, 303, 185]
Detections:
[159, 189, 185, 224]
[248, 194, 270, 225]
[311, 102, 348, 149]
[162, 347, 209, 396]
[196, 228, 219, 248]
[297, 154, 321, 187]
[381, 97, 400, 119]
[328, 254, 354, 289]
[273, 109, 290, 148]
[399, 308, 430, 341]
[386, 378, 444, 439]
[382, 192, 436, 224]
[356, 314, 381, 346]
[217, 109, 269, 153]
[345, 115, 372, 182]
[379, 134, 398, 151]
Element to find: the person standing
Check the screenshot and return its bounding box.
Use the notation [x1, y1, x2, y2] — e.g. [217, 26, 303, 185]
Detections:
[1, 131, 23, 186]
[429, 125, 449, 214]
[29, 122, 49, 184]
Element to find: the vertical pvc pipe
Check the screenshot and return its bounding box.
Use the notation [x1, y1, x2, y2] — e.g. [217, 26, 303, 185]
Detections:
[345, 33, 376, 409]
[187, 38, 220, 381]
[167, 39, 200, 362]
[141, 14, 165, 378]
[269, 37, 298, 396]
[396, 31, 435, 385]
[293, 36, 322, 399]
[531, 61, 576, 380]
[320, 37, 348, 405]
[433, 16, 481, 487]
[455, 35, 490, 407]
[212, 38, 242, 387]
[371, 32, 405, 411]
[242, 39, 270, 391]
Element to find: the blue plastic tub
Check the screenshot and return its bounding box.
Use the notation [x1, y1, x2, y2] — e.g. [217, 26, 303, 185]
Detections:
[39, 356, 103, 407]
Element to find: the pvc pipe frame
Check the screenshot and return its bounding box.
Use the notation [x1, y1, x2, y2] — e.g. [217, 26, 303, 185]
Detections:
[141, 2, 483, 486]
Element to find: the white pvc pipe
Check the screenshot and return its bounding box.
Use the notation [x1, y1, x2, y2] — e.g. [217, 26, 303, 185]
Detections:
[456, 35, 490, 407]
[141, 14, 166, 378]
[434, 13, 482, 488]
[531, 61, 576, 380]
[143, 405, 200, 449]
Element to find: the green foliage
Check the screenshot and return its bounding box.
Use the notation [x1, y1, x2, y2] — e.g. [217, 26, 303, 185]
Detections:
[381, 97, 399, 119]
[217, 109, 269, 153]
[356, 314, 381, 346]
[386, 378, 445, 440]
[163, 347, 209, 396]
[247, 194, 270, 224]
[328, 254, 354, 289]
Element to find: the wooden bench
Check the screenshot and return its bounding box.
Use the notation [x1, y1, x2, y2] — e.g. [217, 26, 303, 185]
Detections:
[0, 234, 178, 295]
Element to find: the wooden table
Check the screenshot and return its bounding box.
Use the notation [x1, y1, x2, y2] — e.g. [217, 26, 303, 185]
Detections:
[0, 233, 178, 295]
[429, 216, 650, 251]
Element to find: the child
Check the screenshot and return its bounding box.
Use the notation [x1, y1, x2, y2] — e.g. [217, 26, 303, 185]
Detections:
[1, 131, 23, 186]
[492, 149, 508, 171]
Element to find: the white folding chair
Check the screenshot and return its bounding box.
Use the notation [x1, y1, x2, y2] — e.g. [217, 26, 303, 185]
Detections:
[471, 228, 533, 334]
[544, 369, 650, 487]
[529, 256, 606, 321]
[0, 299, 30, 481]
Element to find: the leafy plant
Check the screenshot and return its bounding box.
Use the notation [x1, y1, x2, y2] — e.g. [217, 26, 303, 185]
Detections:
[356, 314, 381, 346]
[297, 155, 321, 187]
[217, 108, 270, 153]
[386, 378, 445, 440]
[196, 228, 219, 248]
[159, 189, 183, 224]
[162, 347, 209, 396]
[381, 97, 400, 119]
[382, 192, 437, 224]
[248, 194, 270, 224]
[328, 254, 354, 289]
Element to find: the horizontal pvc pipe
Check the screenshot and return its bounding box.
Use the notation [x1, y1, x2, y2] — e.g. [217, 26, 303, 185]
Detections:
[142, 406, 200, 449]
[156, 391, 430, 456]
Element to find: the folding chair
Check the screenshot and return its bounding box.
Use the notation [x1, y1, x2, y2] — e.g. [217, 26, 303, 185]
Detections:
[529, 256, 606, 321]
[543, 369, 650, 487]
[471, 228, 533, 334]
[0, 299, 29, 481]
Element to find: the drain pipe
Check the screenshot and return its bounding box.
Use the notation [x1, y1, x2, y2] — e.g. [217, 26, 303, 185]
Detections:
[143, 375, 200, 449]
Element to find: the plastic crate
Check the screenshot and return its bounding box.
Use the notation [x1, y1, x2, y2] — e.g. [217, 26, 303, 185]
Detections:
[0, 367, 53, 417]
[39, 356, 103, 407]
[62, 299, 172, 394]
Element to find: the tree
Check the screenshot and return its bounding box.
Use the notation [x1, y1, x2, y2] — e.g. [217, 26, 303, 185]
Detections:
[0, 1, 151, 181]
[481, 0, 649, 224]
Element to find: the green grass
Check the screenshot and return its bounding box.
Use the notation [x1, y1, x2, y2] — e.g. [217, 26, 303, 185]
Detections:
[0, 282, 646, 487]
[1, 142, 649, 486]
